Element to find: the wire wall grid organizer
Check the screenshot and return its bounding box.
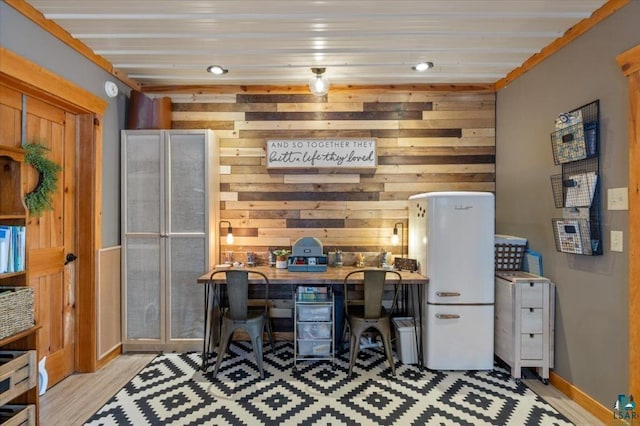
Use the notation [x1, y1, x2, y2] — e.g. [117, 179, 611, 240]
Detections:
[552, 218, 600, 255]
[550, 102, 598, 165]
[550, 157, 598, 208]
[550, 100, 601, 255]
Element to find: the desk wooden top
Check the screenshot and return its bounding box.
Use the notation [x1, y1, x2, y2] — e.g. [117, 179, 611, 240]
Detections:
[197, 265, 428, 285]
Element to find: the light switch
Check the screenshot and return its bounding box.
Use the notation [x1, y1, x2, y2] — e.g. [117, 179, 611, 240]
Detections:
[608, 187, 628, 210]
[611, 230, 623, 252]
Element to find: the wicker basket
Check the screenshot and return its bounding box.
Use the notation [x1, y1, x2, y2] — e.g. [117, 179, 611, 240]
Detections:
[0, 287, 35, 340]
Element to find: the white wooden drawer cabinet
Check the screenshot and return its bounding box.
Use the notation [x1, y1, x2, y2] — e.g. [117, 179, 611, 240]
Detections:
[495, 271, 555, 383]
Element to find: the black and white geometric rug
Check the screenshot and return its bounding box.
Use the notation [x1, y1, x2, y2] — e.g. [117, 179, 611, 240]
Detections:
[85, 342, 572, 425]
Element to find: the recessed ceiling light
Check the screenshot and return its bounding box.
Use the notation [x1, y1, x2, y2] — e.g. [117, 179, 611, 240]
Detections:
[207, 65, 228, 75]
[412, 62, 434, 72]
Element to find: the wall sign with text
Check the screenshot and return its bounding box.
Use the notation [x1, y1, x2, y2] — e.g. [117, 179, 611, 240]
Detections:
[266, 139, 377, 169]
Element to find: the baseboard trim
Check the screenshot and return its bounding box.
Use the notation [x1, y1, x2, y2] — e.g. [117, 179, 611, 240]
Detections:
[96, 344, 122, 369]
[549, 371, 613, 423]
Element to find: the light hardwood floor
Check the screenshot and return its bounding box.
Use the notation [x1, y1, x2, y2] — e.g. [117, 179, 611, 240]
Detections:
[39, 354, 155, 426]
[40, 355, 603, 425]
[523, 379, 603, 425]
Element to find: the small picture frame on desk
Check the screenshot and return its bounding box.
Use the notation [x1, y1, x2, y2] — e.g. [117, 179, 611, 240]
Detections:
[394, 258, 418, 272]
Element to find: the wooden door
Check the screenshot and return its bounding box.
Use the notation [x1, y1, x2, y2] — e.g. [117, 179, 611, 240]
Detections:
[25, 96, 77, 388]
[2, 49, 108, 376]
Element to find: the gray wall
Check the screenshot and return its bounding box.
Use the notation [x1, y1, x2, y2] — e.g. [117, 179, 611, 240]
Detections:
[496, 2, 637, 407]
[0, 1, 127, 247]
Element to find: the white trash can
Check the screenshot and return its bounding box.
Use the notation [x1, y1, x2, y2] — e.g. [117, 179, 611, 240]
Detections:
[392, 317, 420, 365]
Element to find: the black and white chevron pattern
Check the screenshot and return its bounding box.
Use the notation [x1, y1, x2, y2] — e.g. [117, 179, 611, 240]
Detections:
[86, 342, 571, 425]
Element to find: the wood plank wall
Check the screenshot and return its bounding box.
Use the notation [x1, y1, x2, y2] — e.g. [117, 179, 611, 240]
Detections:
[156, 88, 496, 264]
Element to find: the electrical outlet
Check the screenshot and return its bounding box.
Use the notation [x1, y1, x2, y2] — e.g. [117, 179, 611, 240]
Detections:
[610, 230, 623, 252]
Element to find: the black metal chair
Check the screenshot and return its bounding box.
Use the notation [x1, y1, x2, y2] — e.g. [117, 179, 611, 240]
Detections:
[210, 269, 275, 378]
[343, 268, 402, 377]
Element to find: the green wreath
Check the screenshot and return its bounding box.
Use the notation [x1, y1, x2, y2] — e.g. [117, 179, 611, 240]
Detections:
[24, 143, 62, 217]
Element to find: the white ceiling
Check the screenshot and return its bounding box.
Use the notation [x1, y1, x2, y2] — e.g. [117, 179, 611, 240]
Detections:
[25, 0, 608, 89]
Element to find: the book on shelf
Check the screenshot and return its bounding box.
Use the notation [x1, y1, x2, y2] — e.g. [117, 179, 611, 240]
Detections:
[0, 226, 11, 273]
[0, 225, 26, 274]
[0, 240, 7, 273]
[15, 226, 25, 271]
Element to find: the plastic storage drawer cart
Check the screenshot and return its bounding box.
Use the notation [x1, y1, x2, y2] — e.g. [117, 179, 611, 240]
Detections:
[293, 287, 334, 371]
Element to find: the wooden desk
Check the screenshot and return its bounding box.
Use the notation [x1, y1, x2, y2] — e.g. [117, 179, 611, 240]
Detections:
[196, 266, 428, 370]
[197, 265, 427, 285]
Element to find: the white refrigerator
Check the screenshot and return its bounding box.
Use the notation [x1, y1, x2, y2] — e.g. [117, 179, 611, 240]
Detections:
[408, 191, 495, 370]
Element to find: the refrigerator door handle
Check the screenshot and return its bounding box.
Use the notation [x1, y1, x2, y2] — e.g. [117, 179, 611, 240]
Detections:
[435, 291, 461, 297]
[435, 313, 461, 319]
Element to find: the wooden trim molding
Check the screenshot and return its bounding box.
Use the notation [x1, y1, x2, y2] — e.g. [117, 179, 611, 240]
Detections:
[0, 47, 107, 115]
[75, 114, 101, 373]
[617, 44, 640, 77]
[495, 0, 630, 90]
[142, 83, 496, 95]
[617, 43, 640, 406]
[629, 70, 640, 408]
[549, 372, 613, 423]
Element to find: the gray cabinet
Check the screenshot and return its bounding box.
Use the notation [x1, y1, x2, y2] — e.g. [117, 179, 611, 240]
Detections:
[494, 271, 555, 383]
[121, 130, 219, 352]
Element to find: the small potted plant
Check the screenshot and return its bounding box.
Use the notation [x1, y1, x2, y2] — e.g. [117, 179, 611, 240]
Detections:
[272, 249, 291, 269]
